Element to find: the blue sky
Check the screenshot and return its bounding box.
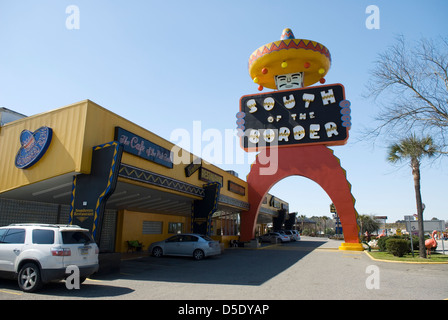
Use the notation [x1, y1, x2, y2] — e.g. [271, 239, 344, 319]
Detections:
[1, 0, 447, 223]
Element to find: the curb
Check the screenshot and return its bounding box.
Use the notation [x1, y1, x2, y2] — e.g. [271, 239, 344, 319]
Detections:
[364, 251, 448, 264]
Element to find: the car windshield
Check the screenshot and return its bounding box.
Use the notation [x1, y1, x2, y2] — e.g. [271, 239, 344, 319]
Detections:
[62, 230, 94, 244]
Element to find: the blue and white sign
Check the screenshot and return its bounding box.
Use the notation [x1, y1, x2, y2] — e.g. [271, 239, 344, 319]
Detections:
[114, 127, 173, 168]
[15, 126, 53, 169]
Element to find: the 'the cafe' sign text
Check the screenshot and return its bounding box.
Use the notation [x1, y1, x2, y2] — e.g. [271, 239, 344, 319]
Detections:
[237, 84, 351, 151]
[114, 127, 173, 168]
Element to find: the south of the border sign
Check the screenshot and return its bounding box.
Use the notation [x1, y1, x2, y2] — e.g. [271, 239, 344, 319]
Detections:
[238, 84, 350, 151]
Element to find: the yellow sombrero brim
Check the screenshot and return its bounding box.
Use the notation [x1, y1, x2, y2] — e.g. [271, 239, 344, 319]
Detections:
[249, 39, 331, 89]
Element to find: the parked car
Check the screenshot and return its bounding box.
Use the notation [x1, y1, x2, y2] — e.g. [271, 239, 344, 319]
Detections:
[291, 230, 301, 241]
[0, 223, 99, 292]
[149, 233, 221, 260]
[283, 230, 301, 241]
[259, 232, 291, 243]
[277, 230, 289, 238]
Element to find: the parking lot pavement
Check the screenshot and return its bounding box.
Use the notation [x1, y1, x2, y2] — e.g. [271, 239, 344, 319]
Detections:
[0, 236, 447, 300]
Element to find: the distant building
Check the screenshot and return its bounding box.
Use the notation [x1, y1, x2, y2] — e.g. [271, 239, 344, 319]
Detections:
[0, 107, 27, 126]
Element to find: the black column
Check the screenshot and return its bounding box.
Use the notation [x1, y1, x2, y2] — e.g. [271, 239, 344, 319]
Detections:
[284, 212, 296, 230]
[273, 209, 286, 231]
[192, 182, 221, 235]
[69, 141, 123, 244]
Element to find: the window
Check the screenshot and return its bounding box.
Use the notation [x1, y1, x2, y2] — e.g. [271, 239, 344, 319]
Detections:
[199, 235, 213, 242]
[0, 229, 8, 242]
[181, 235, 198, 242]
[32, 229, 55, 244]
[3, 229, 25, 244]
[165, 235, 181, 243]
[168, 222, 183, 234]
[62, 231, 94, 244]
[142, 221, 162, 235]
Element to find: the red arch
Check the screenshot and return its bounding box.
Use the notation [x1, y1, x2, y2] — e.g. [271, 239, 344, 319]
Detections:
[240, 145, 360, 246]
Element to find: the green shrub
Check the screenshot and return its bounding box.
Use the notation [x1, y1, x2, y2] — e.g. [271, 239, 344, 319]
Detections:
[377, 236, 389, 252]
[386, 239, 409, 257]
[378, 235, 416, 252]
[404, 235, 419, 251]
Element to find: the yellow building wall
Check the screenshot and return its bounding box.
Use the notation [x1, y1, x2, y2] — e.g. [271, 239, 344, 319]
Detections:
[115, 210, 191, 253]
[0, 99, 249, 208]
[82, 100, 248, 206]
[1, 100, 252, 253]
[0, 101, 88, 193]
[211, 216, 239, 248]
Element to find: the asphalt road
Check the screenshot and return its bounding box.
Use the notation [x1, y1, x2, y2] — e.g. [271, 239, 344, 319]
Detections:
[0, 236, 447, 301]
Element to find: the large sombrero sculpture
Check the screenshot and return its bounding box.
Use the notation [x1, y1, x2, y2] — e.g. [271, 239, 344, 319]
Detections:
[248, 28, 331, 90]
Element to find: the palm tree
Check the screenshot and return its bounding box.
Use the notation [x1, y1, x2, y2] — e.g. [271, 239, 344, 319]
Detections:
[298, 215, 306, 233]
[387, 134, 437, 258]
[321, 216, 330, 235]
[358, 214, 380, 235]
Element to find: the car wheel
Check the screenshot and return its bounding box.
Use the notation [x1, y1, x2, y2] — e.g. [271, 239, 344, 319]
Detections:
[18, 262, 43, 293]
[193, 249, 204, 260]
[152, 246, 163, 257]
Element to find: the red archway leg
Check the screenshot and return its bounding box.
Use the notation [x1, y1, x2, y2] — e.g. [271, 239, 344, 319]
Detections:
[240, 145, 362, 250]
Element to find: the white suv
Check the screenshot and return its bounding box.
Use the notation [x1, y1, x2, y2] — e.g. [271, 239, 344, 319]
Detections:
[0, 224, 99, 292]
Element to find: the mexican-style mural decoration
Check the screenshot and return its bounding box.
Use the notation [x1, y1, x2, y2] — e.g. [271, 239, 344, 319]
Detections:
[248, 27, 330, 91]
[237, 28, 362, 250]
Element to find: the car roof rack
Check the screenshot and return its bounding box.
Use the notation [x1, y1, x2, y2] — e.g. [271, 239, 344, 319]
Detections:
[7, 223, 82, 228]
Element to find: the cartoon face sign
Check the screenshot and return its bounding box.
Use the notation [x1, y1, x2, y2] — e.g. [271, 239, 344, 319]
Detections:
[275, 72, 304, 90]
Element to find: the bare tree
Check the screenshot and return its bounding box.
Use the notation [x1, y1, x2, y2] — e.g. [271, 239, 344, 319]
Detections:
[366, 35, 448, 153]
